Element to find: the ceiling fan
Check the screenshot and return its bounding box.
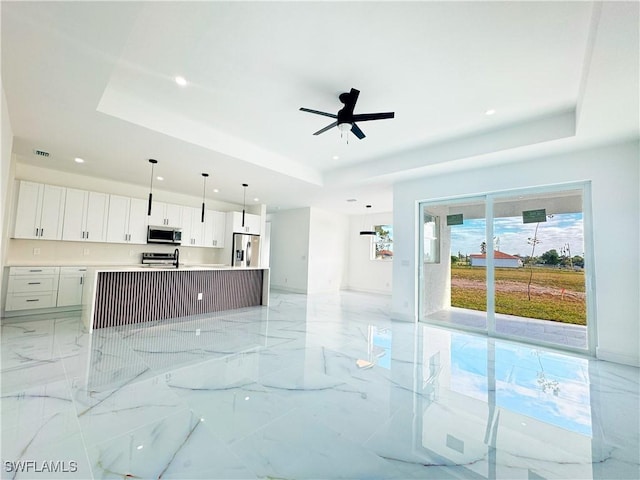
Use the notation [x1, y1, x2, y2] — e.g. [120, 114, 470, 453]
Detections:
[300, 88, 394, 140]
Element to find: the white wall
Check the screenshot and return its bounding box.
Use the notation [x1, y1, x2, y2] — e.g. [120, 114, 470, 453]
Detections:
[307, 207, 349, 294]
[346, 212, 393, 295]
[269, 207, 350, 294]
[1, 84, 15, 288]
[392, 140, 640, 367]
[268, 208, 310, 293]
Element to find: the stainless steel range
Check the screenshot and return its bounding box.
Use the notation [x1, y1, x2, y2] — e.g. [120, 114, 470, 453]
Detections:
[141, 251, 179, 268]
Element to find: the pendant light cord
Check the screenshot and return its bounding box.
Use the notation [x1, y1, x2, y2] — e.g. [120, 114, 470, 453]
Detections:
[147, 159, 158, 216]
[242, 183, 248, 227]
[201, 173, 209, 223]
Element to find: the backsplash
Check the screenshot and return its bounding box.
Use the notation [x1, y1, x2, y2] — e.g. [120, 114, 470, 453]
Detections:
[6, 239, 227, 266]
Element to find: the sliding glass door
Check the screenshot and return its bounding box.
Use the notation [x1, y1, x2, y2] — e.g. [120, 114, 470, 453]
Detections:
[418, 183, 593, 354]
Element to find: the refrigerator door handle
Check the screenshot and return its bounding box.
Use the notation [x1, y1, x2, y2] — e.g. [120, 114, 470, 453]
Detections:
[246, 241, 252, 266]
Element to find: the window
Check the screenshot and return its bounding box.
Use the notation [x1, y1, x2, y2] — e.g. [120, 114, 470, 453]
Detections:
[372, 224, 393, 260]
[423, 213, 440, 263]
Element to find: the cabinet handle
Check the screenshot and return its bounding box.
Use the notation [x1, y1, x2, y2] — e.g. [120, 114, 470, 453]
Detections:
[29, 269, 43, 272]
[27, 282, 41, 285]
[26, 299, 39, 302]
[80, 277, 83, 285]
[40, 228, 44, 237]
[86, 231, 89, 239]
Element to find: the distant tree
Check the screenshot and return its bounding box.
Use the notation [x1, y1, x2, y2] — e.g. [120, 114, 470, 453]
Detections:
[572, 255, 584, 268]
[451, 255, 459, 265]
[541, 249, 560, 265]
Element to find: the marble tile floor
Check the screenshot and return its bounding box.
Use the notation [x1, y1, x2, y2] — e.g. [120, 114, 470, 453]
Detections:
[1, 291, 638, 479]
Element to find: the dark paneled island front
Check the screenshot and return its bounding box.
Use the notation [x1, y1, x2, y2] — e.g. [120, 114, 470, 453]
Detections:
[82, 266, 269, 331]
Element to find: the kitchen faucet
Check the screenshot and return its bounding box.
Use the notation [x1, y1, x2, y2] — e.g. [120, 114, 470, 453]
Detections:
[174, 248, 180, 268]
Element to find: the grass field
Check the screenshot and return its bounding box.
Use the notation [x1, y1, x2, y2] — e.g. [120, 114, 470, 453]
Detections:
[451, 265, 587, 325]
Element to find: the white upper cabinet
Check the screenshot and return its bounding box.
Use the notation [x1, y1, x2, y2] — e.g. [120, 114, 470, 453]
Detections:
[204, 210, 226, 248]
[181, 206, 205, 247]
[62, 188, 109, 242]
[13, 181, 66, 240]
[128, 198, 149, 244]
[148, 201, 182, 227]
[106, 195, 148, 244]
[229, 211, 261, 235]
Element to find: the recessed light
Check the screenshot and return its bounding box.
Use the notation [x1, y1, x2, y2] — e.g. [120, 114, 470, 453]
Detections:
[74, 157, 85, 164]
[136, 445, 143, 450]
[253, 198, 259, 202]
[213, 188, 219, 193]
[485, 109, 496, 116]
[156, 176, 164, 181]
[332, 155, 340, 160]
[175, 76, 187, 87]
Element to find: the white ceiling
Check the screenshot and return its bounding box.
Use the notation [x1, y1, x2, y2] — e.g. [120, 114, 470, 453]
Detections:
[2, 2, 638, 214]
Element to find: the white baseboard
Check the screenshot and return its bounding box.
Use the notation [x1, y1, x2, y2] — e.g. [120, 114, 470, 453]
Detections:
[270, 285, 308, 294]
[596, 347, 640, 367]
[343, 287, 392, 296]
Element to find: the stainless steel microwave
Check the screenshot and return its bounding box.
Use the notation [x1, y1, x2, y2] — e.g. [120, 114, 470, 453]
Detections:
[147, 226, 182, 245]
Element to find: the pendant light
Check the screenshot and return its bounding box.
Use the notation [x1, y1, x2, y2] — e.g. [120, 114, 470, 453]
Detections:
[241, 183, 248, 227]
[147, 159, 158, 216]
[360, 204, 376, 236]
[201, 173, 209, 222]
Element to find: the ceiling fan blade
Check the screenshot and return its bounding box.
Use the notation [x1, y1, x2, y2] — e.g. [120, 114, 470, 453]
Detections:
[352, 112, 395, 122]
[300, 107, 337, 119]
[351, 123, 366, 139]
[313, 121, 338, 135]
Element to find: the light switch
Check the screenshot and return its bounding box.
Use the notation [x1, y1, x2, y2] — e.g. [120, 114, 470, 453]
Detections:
[197, 292, 203, 300]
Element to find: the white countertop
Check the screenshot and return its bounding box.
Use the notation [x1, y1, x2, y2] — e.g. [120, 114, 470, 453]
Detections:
[88, 264, 267, 272]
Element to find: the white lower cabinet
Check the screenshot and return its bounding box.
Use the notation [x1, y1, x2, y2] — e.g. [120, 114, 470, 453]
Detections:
[57, 267, 87, 307]
[5, 266, 86, 312]
[6, 267, 60, 311]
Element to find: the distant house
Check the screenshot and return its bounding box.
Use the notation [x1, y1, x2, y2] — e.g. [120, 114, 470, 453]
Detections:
[469, 251, 523, 268]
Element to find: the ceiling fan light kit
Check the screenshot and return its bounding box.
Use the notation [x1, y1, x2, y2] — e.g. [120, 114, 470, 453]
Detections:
[300, 88, 394, 140]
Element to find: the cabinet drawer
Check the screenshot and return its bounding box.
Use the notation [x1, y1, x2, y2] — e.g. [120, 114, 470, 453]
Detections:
[59, 267, 87, 274]
[9, 266, 60, 275]
[8, 275, 59, 293]
[5, 292, 58, 311]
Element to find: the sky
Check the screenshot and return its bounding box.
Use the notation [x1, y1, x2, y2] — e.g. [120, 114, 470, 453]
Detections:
[449, 213, 584, 257]
[449, 332, 592, 436]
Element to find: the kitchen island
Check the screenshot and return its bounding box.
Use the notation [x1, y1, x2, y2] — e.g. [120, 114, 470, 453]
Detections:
[82, 265, 269, 331]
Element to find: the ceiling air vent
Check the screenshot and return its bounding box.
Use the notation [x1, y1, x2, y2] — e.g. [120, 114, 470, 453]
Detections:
[33, 149, 50, 157]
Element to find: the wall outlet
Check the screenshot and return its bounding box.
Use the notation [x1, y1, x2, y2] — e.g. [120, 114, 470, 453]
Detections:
[129, 250, 135, 256]
[33, 248, 40, 255]
[197, 292, 203, 300]
[195, 328, 201, 336]
[83, 248, 90, 256]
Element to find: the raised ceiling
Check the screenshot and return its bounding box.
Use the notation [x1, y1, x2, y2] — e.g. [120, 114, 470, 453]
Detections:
[2, 2, 638, 213]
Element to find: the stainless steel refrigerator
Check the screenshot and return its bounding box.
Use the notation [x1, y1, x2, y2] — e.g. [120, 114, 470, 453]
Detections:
[232, 233, 260, 267]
